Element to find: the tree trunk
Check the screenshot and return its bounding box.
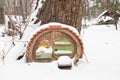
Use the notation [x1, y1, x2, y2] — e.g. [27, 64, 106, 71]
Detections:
[0, 6, 4, 24]
[35, 0, 85, 33]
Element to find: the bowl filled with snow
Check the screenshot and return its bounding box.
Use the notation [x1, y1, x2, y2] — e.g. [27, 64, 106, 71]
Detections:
[57, 56, 72, 69]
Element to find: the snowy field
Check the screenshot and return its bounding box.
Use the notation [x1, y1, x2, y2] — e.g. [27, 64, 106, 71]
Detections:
[0, 24, 120, 80]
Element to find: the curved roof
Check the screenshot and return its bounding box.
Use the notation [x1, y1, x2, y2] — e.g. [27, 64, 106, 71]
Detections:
[29, 22, 80, 39]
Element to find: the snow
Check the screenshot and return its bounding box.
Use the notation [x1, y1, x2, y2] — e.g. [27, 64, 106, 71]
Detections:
[28, 0, 43, 26]
[54, 42, 71, 45]
[55, 50, 72, 54]
[1, 3, 120, 79]
[84, 10, 120, 25]
[36, 46, 53, 54]
[1, 0, 120, 79]
[96, 10, 108, 19]
[0, 23, 120, 80]
[84, 25, 120, 64]
[57, 56, 72, 66]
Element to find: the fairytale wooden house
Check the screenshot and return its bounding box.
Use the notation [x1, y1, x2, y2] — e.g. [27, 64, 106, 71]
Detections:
[26, 23, 84, 62]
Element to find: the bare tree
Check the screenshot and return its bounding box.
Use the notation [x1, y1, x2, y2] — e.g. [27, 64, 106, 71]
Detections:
[4, 0, 33, 39]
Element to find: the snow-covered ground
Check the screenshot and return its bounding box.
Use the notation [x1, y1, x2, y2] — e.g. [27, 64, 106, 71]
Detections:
[0, 24, 120, 80]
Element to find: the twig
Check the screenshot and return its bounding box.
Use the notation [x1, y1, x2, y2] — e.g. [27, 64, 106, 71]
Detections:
[2, 50, 5, 65]
[4, 43, 14, 57]
[84, 52, 89, 63]
[14, 38, 28, 43]
[2, 50, 5, 61]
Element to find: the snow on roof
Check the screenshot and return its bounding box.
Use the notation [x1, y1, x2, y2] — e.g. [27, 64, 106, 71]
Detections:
[95, 10, 114, 24]
[28, 22, 80, 41]
[96, 10, 108, 19]
[96, 10, 120, 22]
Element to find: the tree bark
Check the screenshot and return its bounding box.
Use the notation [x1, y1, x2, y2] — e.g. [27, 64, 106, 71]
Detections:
[35, 0, 85, 33]
[0, 6, 4, 24]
